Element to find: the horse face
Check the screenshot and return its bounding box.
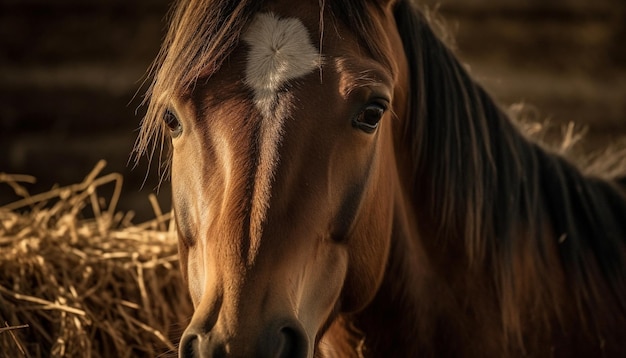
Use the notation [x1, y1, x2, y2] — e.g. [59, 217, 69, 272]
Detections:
[168, 1, 408, 356]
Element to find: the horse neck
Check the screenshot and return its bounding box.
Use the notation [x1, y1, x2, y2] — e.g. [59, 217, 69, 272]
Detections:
[354, 198, 441, 357]
[332, 183, 501, 357]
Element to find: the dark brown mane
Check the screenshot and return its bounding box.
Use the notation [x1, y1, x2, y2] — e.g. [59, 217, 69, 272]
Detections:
[394, 0, 626, 345]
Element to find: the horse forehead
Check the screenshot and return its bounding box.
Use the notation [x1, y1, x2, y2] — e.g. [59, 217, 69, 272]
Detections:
[241, 11, 321, 117]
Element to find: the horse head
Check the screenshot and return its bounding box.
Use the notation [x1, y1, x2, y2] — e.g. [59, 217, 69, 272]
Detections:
[141, 0, 410, 356]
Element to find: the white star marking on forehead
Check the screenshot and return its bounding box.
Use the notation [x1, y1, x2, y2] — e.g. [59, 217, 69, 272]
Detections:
[242, 12, 321, 117]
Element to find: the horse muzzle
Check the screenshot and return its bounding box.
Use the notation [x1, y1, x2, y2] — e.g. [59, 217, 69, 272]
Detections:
[179, 318, 310, 358]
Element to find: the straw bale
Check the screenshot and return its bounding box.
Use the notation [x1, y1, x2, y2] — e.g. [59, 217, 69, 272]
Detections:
[0, 161, 192, 358]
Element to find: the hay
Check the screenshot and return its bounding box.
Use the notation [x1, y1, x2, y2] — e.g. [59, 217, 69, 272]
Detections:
[509, 102, 626, 179]
[0, 160, 192, 358]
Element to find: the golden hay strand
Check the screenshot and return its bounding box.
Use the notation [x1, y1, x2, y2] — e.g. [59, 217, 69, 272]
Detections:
[0, 161, 192, 358]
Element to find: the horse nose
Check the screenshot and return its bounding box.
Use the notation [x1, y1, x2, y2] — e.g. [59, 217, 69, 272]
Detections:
[179, 321, 308, 358]
[259, 321, 309, 358]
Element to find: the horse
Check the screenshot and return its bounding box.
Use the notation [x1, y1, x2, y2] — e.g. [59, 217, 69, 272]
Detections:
[134, 0, 626, 356]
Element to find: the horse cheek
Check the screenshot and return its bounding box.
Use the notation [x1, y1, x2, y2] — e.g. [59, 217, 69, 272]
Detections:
[340, 198, 393, 313]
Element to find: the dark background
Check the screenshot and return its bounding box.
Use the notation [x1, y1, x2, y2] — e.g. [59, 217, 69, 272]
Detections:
[1, 0, 625, 221]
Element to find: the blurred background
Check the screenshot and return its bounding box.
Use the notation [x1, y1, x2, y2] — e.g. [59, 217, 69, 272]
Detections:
[1, 0, 625, 221]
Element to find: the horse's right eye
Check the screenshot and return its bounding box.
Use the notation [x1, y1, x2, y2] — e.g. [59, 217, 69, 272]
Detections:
[163, 110, 182, 138]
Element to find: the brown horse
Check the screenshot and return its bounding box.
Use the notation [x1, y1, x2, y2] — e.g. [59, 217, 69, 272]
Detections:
[134, 0, 626, 356]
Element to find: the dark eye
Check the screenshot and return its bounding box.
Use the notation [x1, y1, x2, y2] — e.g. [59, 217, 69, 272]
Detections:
[163, 109, 182, 138]
[352, 103, 386, 133]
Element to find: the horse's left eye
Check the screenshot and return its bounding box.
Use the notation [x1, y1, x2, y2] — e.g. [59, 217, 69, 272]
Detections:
[353, 103, 386, 133]
[163, 109, 182, 138]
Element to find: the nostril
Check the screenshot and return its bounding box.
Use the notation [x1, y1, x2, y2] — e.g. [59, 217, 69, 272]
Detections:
[277, 326, 308, 358]
[259, 321, 308, 358]
[179, 332, 199, 358]
[179, 330, 228, 358]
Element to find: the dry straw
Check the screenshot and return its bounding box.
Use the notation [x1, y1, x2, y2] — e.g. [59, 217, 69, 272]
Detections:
[509, 103, 626, 179]
[0, 160, 192, 358]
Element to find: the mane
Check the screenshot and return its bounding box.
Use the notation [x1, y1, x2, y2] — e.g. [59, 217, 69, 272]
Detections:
[394, 0, 626, 344]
